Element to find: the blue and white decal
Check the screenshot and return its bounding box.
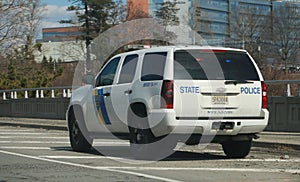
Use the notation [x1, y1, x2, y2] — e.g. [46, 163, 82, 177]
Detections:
[143, 82, 158, 87]
[93, 89, 111, 125]
[240, 87, 261, 94]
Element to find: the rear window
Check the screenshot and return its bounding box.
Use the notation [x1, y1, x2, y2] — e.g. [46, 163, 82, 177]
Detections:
[174, 50, 260, 80]
[141, 52, 167, 81]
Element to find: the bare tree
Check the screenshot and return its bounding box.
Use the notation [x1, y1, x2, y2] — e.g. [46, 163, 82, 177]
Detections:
[271, 3, 300, 74]
[21, 0, 43, 60]
[0, 0, 43, 55]
[230, 7, 266, 57]
[0, 0, 27, 51]
[108, 0, 126, 25]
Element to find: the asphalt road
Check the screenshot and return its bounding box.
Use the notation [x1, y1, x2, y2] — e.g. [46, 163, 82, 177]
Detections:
[0, 125, 299, 182]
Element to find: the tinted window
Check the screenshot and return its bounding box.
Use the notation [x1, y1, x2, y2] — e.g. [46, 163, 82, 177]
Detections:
[118, 54, 138, 84]
[174, 50, 259, 80]
[95, 57, 120, 87]
[141, 52, 167, 81]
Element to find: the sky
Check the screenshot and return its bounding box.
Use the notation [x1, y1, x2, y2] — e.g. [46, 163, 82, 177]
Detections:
[38, 0, 126, 39]
[40, 0, 74, 28]
[39, 0, 127, 27]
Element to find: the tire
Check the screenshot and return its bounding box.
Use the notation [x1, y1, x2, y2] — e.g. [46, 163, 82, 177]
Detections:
[127, 106, 176, 160]
[127, 106, 156, 160]
[68, 108, 92, 153]
[222, 139, 252, 159]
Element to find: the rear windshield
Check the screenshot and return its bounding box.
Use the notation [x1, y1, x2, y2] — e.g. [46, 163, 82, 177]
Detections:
[174, 50, 260, 80]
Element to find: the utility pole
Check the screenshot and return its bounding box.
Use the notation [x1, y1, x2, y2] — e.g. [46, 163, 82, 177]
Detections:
[84, 0, 91, 74]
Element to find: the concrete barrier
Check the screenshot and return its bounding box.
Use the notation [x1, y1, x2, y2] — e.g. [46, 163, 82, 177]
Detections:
[266, 97, 300, 132]
[0, 98, 69, 120]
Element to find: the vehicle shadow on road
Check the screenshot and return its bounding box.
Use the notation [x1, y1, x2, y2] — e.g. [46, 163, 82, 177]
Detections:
[51, 146, 227, 161]
[164, 151, 227, 161]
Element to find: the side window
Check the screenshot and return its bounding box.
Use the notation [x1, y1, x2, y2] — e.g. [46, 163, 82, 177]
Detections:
[141, 52, 167, 81]
[118, 54, 138, 84]
[95, 57, 120, 87]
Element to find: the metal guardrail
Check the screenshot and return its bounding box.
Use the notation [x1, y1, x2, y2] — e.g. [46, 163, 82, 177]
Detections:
[0, 86, 79, 100]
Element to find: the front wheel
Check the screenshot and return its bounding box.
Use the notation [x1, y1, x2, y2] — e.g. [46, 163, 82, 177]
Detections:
[69, 111, 92, 153]
[222, 139, 252, 159]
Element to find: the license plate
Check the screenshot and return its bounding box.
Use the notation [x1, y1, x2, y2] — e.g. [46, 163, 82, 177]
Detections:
[211, 96, 228, 105]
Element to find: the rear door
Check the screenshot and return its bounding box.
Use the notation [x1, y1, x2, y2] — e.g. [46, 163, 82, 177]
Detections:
[110, 54, 139, 132]
[173, 49, 263, 119]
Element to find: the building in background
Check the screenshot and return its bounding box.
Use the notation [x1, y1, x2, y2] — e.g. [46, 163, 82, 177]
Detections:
[34, 26, 87, 63]
[36, 0, 299, 64]
[34, 40, 87, 63]
[126, 0, 192, 44]
[190, 0, 273, 45]
[126, 0, 149, 20]
[41, 26, 83, 42]
[126, 0, 299, 46]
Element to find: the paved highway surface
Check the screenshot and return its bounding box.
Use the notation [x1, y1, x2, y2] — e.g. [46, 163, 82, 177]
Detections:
[0, 125, 299, 182]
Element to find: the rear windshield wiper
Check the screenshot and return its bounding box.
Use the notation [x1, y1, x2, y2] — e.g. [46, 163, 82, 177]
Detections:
[225, 80, 254, 85]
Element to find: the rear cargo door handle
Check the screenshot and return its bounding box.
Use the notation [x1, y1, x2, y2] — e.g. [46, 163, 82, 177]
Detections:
[124, 90, 132, 95]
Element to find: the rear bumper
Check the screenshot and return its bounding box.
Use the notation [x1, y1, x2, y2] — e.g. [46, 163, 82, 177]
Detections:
[148, 109, 269, 137]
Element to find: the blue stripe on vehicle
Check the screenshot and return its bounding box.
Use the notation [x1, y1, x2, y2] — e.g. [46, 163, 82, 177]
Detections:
[97, 89, 111, 125]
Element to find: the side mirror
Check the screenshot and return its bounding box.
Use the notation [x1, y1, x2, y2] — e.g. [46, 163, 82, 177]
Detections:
[83, 74, 94, 85]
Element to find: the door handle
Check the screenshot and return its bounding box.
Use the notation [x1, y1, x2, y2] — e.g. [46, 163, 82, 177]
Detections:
[124, 90, 132, 95]
[102, 92, 110, 97]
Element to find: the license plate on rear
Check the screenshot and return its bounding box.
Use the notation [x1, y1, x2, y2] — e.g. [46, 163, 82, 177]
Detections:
[211, 96, 228, 105]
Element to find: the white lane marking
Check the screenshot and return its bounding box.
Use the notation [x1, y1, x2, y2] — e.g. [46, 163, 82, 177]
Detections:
[224, 158, 300, 162]
[0, 130, 35, 132]
[0, 141, 69, 144]
[40, 155, 106, 159]
[93, 141, 129, 146]
[38, 155, 300, 163]
[0, 150, 182, 182]
[0, 132, 64, 135]
[0, 149, 299, 176]
[197, 149, 221, 153]
[39, 155, 133, 161]
[0, 141, 130, 145]
[0, 136, 68, 139]
[0, 146, 51, 150]
[92, 167, 300, 174]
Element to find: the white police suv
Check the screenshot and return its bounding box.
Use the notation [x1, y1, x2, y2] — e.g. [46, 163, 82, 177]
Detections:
[66, 46, 269, 159]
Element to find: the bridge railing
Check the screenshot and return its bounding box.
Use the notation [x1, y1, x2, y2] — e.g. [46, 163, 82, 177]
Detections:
[1, 80, 300, 99]
[0, 81, 300, 131]
[0, 86, 77, 100]
[0, 86, 77, 119]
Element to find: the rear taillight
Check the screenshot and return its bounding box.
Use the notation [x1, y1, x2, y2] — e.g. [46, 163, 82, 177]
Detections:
[161, 80, 174, 109]
[261, 82, 267, 109]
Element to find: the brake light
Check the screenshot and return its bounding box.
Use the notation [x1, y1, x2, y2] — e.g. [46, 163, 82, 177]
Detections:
[261, 82, 267, 109]
[161, 80, 173, 109]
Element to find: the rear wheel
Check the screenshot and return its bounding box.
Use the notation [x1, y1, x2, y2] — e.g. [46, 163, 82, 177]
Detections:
[127, 105, 176, 160]
[68, 109, 92, 152]
[128, 105, 155, 159]
[222, 139, 252, 158]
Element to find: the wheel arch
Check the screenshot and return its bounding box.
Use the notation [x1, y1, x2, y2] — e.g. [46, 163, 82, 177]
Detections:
[130, 102, 148, 118]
